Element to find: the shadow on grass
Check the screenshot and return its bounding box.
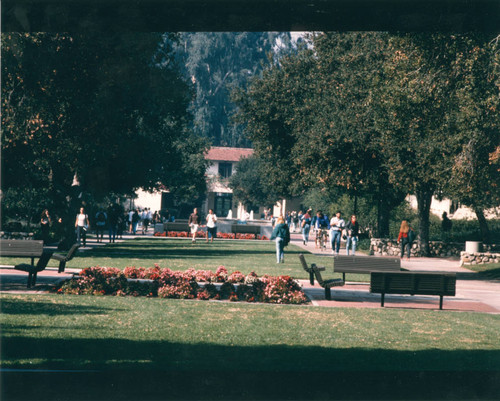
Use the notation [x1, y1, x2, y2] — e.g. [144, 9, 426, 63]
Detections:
[2, 336, 499, 400]
[0, 298, 121, 316]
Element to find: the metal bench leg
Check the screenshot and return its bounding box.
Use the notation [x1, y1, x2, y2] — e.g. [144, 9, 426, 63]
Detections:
[439, 296, 443, 310]
[381, 293, 385, 307]
[58, 260, 66, 273]
[309, 271, 314, 286]
[27, 272, 33, 288]
[325, 287, 331, 300]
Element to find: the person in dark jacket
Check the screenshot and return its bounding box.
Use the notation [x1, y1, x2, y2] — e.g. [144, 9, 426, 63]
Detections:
[345, 215, 360, 255]
[270, 216, 290, 263]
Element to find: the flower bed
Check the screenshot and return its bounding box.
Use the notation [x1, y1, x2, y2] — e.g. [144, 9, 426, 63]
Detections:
[154, 231, 269, 240]
[54, 265, 307, 304]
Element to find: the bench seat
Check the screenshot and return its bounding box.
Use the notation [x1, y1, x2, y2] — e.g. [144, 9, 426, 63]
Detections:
[311, 265, 345, 300]
[15, 251, 53, 288]
[298, 253, 325, 285]
[52, 243, 80, 272]
[370, 271, 456, 310]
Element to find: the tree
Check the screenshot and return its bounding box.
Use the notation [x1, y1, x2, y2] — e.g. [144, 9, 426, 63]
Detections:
[173, 32, 294, 147]
[234, 32, 405, 236]
[444, 35, 500, 243]
[376, 33, 500, 252]
[228, 155, 279, 207]
[1, 33, 208, 227]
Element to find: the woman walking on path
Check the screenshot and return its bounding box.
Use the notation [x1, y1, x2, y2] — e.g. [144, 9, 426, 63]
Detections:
[75, 207, 90, 247]
[271, 216, 290, 263]
[206, 209, 217, 243]
[345, 215, 359, 255]
[398, 220, 415, 259]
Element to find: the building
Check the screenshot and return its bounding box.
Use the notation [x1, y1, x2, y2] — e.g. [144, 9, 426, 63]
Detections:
[133, 146, 254, 218]
[203, 146, 254, 218]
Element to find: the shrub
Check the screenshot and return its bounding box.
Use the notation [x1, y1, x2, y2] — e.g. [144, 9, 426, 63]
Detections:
[227, 271, 245, 283]
[219, 282, 235, 299]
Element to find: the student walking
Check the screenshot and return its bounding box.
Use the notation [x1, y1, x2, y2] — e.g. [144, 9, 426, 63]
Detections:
[75, 207, 90, 247]
[345, 215, 360, 255]
[205, 209, 217, 243]
[188, 208, 201, 243]
[329, 211, 345, 255]
[398, 220, 415, 259]
[270, 216, 290, 263]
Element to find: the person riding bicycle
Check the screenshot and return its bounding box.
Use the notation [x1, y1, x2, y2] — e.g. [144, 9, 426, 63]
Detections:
[313, 211, 330, 249]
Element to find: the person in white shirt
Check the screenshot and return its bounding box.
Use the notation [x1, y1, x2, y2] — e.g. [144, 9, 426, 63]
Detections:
[205, 209, 218, 243]
[75, 207, 90, 247]
[329, 211, 345, 255]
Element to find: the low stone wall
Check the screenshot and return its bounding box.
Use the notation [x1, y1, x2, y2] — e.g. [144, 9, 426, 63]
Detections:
[370, 238, 463, 258]
[460, 251, 500, 266]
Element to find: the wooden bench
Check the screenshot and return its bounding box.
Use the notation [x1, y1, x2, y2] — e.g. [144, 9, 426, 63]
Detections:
[52, 243, 80, 273]
[298, 253, 326, 285]
[370, 271, 457, 310]
[311, 265, 345, 300]
[0, 239, 52, 288]
[333, 255, 401, 281]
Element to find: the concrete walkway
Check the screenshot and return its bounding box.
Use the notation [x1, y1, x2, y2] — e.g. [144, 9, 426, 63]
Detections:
[1, 230, 499, 313]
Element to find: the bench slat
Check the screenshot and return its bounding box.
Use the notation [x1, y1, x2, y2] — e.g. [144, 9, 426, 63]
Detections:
[0, 239, 44, 257]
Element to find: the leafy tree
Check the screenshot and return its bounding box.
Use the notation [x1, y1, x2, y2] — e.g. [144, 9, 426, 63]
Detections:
[228, 155, 279, 207]
[234, 32, 405, 236]
[376, 33, 500, 251]
[1, 33, 208, 228]
[173, 32, 294, 147]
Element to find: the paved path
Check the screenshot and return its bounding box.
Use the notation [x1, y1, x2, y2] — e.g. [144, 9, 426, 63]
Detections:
[290, 231, 500, 313]
[1, 230, 499, 313]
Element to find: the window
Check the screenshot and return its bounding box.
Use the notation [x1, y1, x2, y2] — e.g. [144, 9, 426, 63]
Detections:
[218, 162, 232, 178]
[215, 194, 232, 217]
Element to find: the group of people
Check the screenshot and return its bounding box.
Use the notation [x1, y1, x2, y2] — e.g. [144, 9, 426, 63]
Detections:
[187, 208, 218, 243]
[292, 209, 360, 256]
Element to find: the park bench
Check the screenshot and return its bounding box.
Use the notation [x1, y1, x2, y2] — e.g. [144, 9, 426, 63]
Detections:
[333, 255, 401, 281]
[52, 243, 80, 273]
[370, 271, 456, 310]
[311, 265, 345, 300]
[298, 253, 326, 285]
[0, 239, 52, 288]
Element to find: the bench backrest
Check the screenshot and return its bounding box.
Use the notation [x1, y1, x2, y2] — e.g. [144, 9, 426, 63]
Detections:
[370, 271, 456, 296]
[334, 255, 400, 274]
[0, 239, 44, 257]
[311, 265, 326, 286]
[298, 254, 311, 273]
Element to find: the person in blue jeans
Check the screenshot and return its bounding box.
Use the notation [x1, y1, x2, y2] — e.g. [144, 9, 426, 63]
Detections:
[329, 211, 345, 255]
[301, 209, 312, 245]
[345, 214, 359, 255]
[270, 216, 290, 263]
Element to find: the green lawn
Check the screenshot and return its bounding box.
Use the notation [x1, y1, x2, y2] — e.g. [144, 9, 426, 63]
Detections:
[2, 237, 353, 280]
[1, 293, 499, 400]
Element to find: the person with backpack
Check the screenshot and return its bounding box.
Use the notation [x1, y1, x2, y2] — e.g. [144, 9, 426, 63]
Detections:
[398, 220, 415, 259]
[95, 210, 107, 243]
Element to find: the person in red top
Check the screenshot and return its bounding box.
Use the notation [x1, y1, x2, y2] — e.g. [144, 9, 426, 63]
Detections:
[397, 220, 412, 259]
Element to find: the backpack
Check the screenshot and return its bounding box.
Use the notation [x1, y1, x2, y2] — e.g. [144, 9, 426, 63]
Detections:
[97, 212, 106, 222]
[408, 228, 416, 243]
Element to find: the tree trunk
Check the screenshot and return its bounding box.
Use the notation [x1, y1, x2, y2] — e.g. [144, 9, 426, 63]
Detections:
[377, 196, 391, 238]
[473, 207, 491, 244]
[416, 188, 433, 257]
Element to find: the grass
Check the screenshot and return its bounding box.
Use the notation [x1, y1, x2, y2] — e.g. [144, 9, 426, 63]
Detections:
[1, 237, 363, 281]
[2, 293, 499, 372]
[467, 262, 500, 280]
[1, 293, 499, 400]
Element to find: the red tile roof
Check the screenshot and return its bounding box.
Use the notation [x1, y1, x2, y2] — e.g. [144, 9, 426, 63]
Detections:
[205, 147, 254, 162]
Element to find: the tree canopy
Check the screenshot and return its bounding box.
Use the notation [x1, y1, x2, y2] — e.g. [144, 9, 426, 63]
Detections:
[235, 32, 500, 248]
[2, 33, 208, 224]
